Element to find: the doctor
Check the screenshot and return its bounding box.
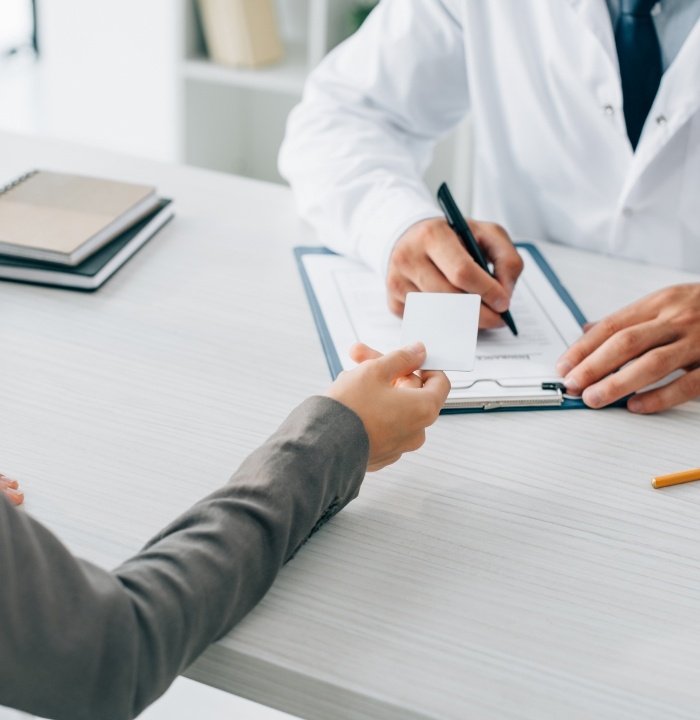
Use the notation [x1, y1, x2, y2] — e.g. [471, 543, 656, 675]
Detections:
[279, 0, 700, 413]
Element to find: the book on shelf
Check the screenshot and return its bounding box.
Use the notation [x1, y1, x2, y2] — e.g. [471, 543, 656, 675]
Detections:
[197, 0, 284, 68]
[0, 199, 173, 291]
[0, 169, 161, 266]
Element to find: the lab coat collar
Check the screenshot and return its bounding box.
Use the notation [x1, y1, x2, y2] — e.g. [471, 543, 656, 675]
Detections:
[626, 16, 700, 194]
[567, 0, 619, 69]
[569, 0, 700, 195]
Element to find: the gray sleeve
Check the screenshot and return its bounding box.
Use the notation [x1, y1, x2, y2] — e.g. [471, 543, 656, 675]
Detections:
[0, 396, 369, 720]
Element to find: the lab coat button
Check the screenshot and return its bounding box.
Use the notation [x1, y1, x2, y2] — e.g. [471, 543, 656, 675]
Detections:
[603, 104, 614, 116]
[656, 115, 667, 126]
[622, 207, 634, 218]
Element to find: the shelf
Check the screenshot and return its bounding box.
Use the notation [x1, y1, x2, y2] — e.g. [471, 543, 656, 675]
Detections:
[177, 0, 386, 184]
[181, 42, 308, 96]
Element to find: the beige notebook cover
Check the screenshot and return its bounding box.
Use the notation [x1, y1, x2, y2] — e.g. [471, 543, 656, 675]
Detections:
[0, 170, 159, 266]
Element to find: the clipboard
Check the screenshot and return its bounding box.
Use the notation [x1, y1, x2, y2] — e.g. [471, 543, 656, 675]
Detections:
[295, 243, 588, 412]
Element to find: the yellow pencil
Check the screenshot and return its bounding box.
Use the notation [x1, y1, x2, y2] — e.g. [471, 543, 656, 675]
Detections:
[651, 468, 700, 489]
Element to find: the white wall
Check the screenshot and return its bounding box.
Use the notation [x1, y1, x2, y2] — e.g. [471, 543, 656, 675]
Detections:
[34, 0, 178, 161]
[0, 0, 33, 53]
[0, 1, 471, 202]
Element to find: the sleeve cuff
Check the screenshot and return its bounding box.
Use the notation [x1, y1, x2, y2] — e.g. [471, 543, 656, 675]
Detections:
[356, 189, 443, 279]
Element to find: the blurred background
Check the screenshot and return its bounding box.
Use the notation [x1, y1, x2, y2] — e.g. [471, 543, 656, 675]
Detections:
[0, 2, 467, 717]
[0, 0, 470, 199]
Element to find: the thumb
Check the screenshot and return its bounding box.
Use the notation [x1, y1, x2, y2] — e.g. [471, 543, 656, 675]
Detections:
[377, 342, 426, 381]
[349, 342, 383, 364]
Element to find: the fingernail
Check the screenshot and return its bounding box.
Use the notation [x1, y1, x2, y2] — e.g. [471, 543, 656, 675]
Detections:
[492, 298, 508, 313]
[583, 387, 602, 408]
[628, 397, 642, 413]
[2, 487, 24, 505]
[408, 342, 425, 354]
[563, 375, 580, 394]
[556, 359, 573, 376]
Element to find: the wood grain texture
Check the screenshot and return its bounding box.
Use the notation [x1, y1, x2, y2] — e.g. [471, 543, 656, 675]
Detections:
[1, 133, 699, 720]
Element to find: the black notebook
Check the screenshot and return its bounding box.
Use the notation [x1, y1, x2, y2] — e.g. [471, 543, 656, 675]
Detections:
[0, 199, 173, 291]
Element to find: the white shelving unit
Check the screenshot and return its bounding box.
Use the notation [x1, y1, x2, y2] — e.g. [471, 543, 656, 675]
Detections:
[177, 0, 359, 184]
[177, 0, 472, 207]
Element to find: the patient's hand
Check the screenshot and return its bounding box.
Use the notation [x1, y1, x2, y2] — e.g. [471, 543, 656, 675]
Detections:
[0, 472, 24, 506]
[325, 342, 450, 472]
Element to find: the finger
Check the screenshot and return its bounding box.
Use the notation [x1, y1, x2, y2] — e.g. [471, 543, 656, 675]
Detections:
[394, 373, 423, 389]
[428, 237, 511, 315]
[349, 344, 423, 387]
[418, 370, 451, 410]
[479, 304, 507, 330]
[627, 367, 700, 414]
[579, 344, 681, 408]
[392, 247, 504, 330]
[387, 278, 419, 317]
[1, 486, 24, 506]
[408, 257, 462, 294]
[349, 343, 383, 364]
[470, 221, 523, 295]
[557, 301, 662, 376]
[0, 477, 19, 490]
[376, 342, 427, 381]
[561, 320, 677, 396]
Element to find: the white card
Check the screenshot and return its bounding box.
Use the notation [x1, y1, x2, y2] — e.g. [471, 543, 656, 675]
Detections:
[400, 292, 480, 371]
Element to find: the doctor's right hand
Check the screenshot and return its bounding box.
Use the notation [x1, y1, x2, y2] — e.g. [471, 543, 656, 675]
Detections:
[386, 217, 524, 327]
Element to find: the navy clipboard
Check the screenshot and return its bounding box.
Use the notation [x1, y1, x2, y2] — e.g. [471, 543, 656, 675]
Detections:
[295, 243, 589, 413]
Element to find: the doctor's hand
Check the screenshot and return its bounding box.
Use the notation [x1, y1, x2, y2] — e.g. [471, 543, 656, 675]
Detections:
[386, 217, 524, 327]
[1, 472, 24, 506]
[325, 342, 450, 472]
[556, 284, 700, 413]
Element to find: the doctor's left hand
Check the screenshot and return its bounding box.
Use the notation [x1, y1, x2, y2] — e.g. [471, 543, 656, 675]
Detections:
[556, 284, 700, 413]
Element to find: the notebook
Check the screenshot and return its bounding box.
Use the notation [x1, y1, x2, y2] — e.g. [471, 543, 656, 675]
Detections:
[0, 170, 161, 265]
[295, 244, 592, 412]
[0, 199, 173, 291]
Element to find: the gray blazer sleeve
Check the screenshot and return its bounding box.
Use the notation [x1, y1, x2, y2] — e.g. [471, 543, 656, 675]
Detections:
[0, 396, 369, 720]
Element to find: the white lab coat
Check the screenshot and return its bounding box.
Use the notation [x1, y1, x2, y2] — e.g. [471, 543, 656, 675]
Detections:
[279, 0, 700, 278]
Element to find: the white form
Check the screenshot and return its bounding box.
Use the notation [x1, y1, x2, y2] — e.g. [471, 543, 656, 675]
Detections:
[301, 246, 584, 409]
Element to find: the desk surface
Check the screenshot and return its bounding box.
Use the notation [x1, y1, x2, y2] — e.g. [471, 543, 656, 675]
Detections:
[2, 133, 700, 720]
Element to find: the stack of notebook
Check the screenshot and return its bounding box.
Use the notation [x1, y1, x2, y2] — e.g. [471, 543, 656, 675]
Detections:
[0, 170, 174, 290]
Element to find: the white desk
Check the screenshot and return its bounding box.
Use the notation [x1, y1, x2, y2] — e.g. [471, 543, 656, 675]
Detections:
[2, 133, 700, 720]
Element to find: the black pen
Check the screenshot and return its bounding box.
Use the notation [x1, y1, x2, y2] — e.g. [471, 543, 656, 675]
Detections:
[437, 182, 518, 336]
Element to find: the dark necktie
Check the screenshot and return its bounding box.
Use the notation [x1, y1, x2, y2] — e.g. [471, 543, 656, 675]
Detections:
[614, 0, 663, 150]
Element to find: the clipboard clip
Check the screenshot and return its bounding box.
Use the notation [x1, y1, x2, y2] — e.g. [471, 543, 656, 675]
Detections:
[447, 380, 568, 411]
[481, 393, 563, 410]
[541, 382, 566, 392]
